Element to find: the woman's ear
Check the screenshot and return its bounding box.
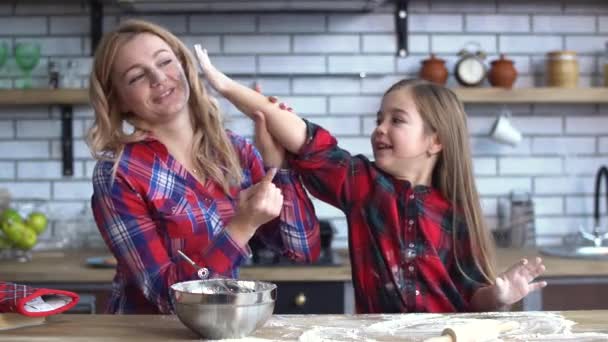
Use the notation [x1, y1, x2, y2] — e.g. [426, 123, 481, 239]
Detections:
[427, 133, 443, 155]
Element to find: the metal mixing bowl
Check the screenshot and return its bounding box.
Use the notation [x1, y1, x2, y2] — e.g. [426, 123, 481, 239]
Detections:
[170, 279, 277, 339]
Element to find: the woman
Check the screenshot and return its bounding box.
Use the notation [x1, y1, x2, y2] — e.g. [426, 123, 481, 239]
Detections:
[86, 20, 320, 314]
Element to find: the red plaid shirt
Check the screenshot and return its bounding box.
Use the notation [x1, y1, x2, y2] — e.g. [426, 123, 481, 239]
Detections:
[290, 122, 487, 313]
[91, 131, 319, 314]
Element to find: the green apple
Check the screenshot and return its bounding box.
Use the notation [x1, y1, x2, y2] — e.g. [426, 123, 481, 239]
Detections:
[3, 220, 26, 244]
[25, 212, 48, 235]
[0, 208, 23, 226]
[0, 236, 11, 249]
[14, 227, 37, 250]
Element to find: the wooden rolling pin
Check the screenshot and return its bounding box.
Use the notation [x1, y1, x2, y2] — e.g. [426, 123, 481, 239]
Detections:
[423, 320, 519, 342]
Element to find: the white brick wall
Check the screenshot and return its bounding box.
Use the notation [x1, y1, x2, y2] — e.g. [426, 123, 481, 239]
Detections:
[0, 0, 607, 249]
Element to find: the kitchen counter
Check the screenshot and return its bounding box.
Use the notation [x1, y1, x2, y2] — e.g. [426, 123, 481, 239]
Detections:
[1, 248, 607, 284]
[2, 310, 608, 341]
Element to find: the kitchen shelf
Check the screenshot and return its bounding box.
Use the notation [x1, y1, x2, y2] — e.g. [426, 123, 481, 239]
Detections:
[2, 87, 608, 106]
[0, 89, 89, 105]
[453, 87, 608, 104]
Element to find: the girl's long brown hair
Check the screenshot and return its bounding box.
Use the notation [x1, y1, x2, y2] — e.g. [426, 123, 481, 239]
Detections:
[385, 79, 496, 283]
[87, 19, 242, 192]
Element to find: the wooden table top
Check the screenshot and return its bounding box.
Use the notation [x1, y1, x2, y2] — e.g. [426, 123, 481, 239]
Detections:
[1, 248, 607, 284]
[1, 310, 607, 341]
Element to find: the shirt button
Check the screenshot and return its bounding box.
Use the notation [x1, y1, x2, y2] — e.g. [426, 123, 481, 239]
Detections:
[408, 219, 414, 225]
[408, 265, 415, 272]
[415, 290, 420, 296]
[409, 194, 415, 200]
[409, 243, 415, 248]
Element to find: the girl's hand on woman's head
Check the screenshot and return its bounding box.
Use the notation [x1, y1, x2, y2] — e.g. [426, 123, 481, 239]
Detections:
[229, 168, 284, 240]
[194, 44, 231, 94]
[494, 257, 547, 306]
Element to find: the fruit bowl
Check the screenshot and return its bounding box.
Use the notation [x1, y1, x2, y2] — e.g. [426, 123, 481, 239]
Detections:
[0, 206, 49, 260]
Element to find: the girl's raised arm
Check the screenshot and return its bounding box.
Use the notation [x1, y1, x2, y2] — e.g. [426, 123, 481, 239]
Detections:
[194, 45, 306, 153]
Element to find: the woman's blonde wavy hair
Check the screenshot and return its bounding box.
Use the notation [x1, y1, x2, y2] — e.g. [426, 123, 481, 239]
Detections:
[385, 79, 497, 283]
[87, 19, 242, 192]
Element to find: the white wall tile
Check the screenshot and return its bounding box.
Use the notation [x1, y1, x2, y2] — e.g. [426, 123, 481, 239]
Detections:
[260, 15, 326, 33]
[293, 77, 360, 94]
[599, 16, 608, 32]
[564, 2, 608, 15]
[0, 162, 15, 179]
[431, 35, 497, 53]
[532, 137, 596, 155]
[431, 1, 496, 13]
[533, 15, 596, 33]
[499, 157, 562, 175]
[18, 161, 83, 179]
[599, 137, 608, 153]
[16, 3, 82, 15]
[224, 118, 253, 137]
[499, 35, 562, 54]
[224, 35, 290, 53]
[566, 196, 606, 215]
[0, 17, 47, 35]
[16, 37, 82, 56]
[535, 217, 586, 236]
[180, 36, 221, 53]
[533, 197, 564, 215]
[50, 16, 89, 35]
[212, 56, 256, 74]
[409, 14, 463, 33]
[52, 181, 92, 200]
[0, 121, 14, 138]
[470, 137, 532, 156]
[329, 96, 381, 115]
[467, 15, 530, 33]
[476, 177, 532, 196]
[235, 77, 291, 95]
[329, 14, 394, 33]
[511, 117, 563, 134]
[534, 176, 594, 195]
[565, 157, 608, 175]
[566, 36, 608, 54]
[17, 120, 60, 139]
[312, 117, 360, 136]
[189, 15, 255, 33]
[361, 75, 404, 94]
[566, 117, 608, 134]
[0, 182, 51, 200]
[328, 56, 395, 74]
[259, 56, 326, 74]
[362, 34, 396, 53]
[408, 35, 431, 54]
[131, 15, 187, 34]
[0, 141, 49, 159]
[497, 1, 562, 14]
[279, 96, 327, 115]
[473, 157, 497, 175]
[294, 35, 359, 53]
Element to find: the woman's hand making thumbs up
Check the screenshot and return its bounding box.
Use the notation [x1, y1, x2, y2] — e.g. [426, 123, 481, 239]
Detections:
[227, 168, 284, 246]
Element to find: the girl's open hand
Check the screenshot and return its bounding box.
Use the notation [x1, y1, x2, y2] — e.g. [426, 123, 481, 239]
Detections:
[495, 257, 547, 306]
[194, 44, 230, 94]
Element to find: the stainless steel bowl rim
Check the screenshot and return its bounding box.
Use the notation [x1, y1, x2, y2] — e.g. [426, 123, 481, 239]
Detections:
[171, 279, 277, 305]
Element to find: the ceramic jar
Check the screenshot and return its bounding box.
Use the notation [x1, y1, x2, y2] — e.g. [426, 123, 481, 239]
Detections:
[488, 54, 517, 88]
[546, 50, 579, 88]
[419, 54, 448, 85]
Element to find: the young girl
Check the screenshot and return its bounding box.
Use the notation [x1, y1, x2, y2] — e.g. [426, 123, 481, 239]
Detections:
[195, 46, 546, 313]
